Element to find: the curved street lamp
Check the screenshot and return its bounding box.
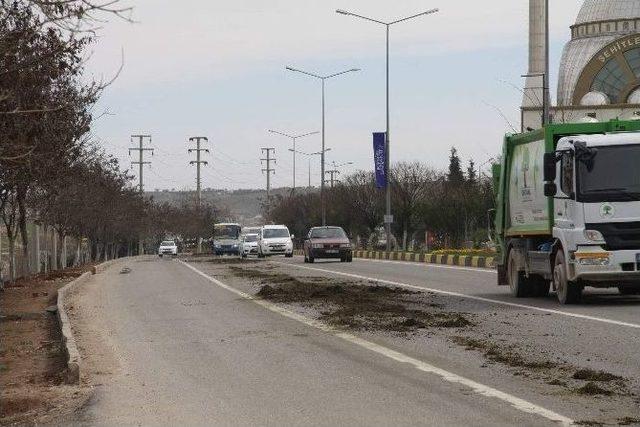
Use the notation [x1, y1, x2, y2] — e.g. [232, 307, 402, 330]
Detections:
[336, 7, 439, 251]
[286, 66, 360, 225]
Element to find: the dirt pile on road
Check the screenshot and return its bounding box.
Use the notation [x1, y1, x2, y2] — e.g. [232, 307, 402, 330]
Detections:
[229, 266, 473, 332]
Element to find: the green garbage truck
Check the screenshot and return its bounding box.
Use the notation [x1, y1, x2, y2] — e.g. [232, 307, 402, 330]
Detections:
[493, 120, 640, 304]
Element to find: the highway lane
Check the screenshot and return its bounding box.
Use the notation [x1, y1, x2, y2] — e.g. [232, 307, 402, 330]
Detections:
[67, 257, 565, 426]
[278, 256, 640, 327]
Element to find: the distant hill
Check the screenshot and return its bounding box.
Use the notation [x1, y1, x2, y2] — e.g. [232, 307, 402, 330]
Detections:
[146, 187, 316, 225]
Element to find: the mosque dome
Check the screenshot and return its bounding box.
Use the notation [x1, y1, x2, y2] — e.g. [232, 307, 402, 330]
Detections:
[557, 0, 640, 106]
[576, 0, 640, 25]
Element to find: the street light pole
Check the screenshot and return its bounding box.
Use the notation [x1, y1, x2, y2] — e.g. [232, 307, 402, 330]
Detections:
[285, 66, 359, 226]
[289, 148, 332, 190]
[269, 130, 319, 191]
[336, 7, 439, 251]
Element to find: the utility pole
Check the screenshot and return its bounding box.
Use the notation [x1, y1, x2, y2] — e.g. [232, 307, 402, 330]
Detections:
[261, 148, 276, 216]
[129, 134, 153, 256]
[188, 137, 209, 254]
[188, 137, 209, 208]
[325, 169, 340, 188]
[129, 135, 153, 193]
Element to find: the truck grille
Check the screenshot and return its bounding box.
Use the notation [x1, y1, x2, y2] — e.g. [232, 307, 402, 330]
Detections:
[586, 222, 640, 251]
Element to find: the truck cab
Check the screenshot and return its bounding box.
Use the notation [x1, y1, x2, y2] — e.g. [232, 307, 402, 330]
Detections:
[548, 133, 640, 297]
[494, 120, 640, 304]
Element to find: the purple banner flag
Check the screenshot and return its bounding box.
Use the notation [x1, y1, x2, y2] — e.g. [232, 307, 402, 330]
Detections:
[373, 132, 387, 189]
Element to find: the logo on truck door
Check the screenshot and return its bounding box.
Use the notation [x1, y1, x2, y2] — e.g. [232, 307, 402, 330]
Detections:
[599, 203, 615, 218]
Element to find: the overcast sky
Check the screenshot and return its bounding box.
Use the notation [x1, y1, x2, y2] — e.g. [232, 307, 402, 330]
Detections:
[87, 0, 584, 191]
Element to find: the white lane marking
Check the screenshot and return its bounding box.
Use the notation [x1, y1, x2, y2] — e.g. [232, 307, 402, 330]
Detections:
[278, 262, 640, 330]
[179, 260, 573, 426]
[293, 255, 497, 274]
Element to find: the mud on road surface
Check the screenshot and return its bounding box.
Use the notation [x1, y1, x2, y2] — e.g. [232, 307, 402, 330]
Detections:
[188, 256, 640, 426]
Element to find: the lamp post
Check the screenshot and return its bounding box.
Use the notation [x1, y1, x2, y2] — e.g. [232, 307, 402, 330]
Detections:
[269, 130, 319, 191]
[286, 66, 359, 225]
[289, 148, 331, 189]
[336, 7, 439, 251]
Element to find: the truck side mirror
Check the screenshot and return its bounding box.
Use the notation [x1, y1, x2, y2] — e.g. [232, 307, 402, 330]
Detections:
[544, 182, 557, 197]
[543, 153, 557, 181]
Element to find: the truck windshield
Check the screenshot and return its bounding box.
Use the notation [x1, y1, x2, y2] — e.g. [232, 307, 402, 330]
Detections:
[577, 144, 640, 202]
[214, 225, 241, 240]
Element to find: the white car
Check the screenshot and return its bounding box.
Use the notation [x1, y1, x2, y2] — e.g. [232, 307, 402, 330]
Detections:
[158, 240, 178, 257]
[258, 225, 294, 258]
[241, 233, 259, 258]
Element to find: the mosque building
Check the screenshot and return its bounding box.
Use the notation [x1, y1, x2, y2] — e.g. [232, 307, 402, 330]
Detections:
[522, 0, 640, 131]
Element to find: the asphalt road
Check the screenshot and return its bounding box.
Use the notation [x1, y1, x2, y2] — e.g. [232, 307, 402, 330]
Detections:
[279, 256, 640, 327]
[68, 256, 640, 426]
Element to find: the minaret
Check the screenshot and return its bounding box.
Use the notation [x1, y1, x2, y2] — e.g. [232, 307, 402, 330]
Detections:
[522, 0, 549, 130]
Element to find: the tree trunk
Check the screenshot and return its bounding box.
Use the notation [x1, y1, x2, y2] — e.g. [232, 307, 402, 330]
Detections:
[75, 239, 81, 266]
[52, 227, 58, 271]
[7, 235, 16, 282]
[402, 226, 408, 251]
[17, 201, 29, 276]
[59, 232, 67, 269]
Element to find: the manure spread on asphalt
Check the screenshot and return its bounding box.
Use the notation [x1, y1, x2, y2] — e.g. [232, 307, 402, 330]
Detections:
[452, 336, 633, 399]
[206, 258, 261, 265]
[228, 266, 473, 333]
[451, 336, 558, 371]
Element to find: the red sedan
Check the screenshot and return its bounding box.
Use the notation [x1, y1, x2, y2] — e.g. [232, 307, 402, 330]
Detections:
[303, 226, 353, 263]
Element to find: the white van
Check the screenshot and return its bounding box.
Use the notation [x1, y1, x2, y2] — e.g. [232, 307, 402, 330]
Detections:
[258, 225, 294, 258]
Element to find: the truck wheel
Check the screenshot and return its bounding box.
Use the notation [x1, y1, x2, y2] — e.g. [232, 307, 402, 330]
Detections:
[507, 249, 530, 297]
[554, 251, 581, 304]
[618, 286, 640, 296]
[531, 277, 550, 297]
[308, 256, 314, 264]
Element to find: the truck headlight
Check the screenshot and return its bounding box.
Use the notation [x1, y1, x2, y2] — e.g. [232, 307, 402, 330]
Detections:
[340, 243, 351, 249]
[312, 243, 324, 249]
[214, 243, 221, 248]
[584, 230, 605, 242]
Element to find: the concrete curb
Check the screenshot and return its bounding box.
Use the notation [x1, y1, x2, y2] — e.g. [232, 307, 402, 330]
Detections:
[56, 257, 130, 384]
[294, 250, 495, 269]
[352, 250, 496, 269]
